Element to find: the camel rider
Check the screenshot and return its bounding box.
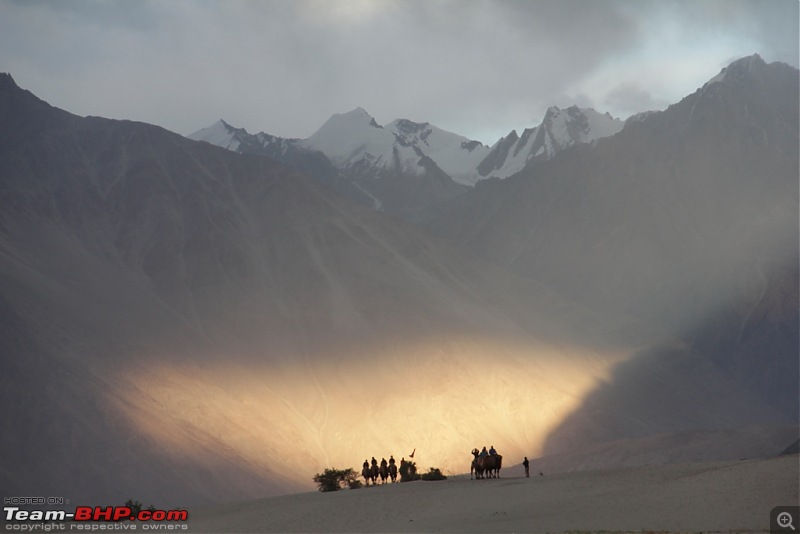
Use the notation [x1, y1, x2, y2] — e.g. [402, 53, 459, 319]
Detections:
[389, 455, 396, 466]
[489, 445, 497, 456]
[380, 458, 388, 468]
[479, 446, 488, 458]
[371, 457, 378, 468]
[363, 460, 369, 470]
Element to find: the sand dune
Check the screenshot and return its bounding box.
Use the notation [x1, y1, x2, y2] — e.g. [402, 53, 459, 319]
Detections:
[187, 454, 799, 533]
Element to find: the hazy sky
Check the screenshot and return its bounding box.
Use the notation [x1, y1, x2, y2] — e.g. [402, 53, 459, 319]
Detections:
[1, 0, 797, 144]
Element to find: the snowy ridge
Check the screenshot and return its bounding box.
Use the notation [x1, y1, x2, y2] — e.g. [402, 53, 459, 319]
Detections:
[190, 119, 241, 151]
[298, 105, 623, 185]
[189, 119, 296, 155]
[189, 105, 623, 187]
[301, 108, 491, 185]
[478, 106, 624, 179]
[386, 118, 491, 185]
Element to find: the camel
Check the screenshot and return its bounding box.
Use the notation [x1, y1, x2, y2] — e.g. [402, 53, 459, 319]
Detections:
[471, 448, 502, 479]
[471, 448, 484, 480]
[371, 464, 379, 484]
[379, 462, 389, 484]
[482, 453, 502, 478]
[362, 463, 374, 486]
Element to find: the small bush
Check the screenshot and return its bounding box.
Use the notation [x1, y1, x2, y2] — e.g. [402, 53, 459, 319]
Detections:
[399, 460, 419, 482]
[313, 468, 359, 492]
[420, 467, 447, 481]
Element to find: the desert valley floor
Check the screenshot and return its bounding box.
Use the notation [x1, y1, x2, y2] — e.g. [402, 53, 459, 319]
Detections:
[187, 454, 799, 533]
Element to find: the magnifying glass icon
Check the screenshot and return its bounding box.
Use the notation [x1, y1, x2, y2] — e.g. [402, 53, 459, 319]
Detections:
[778, 511, 796, 531]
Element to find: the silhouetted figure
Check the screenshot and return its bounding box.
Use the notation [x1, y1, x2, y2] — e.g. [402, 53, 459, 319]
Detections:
[523, 456, 529, 478]
[379, 458, 389, 484]
[362, 460, 372, 486]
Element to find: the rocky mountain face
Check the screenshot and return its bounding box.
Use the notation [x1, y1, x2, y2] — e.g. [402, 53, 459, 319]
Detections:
[190, 105, 622, 222]
[426, 55, 799, 452]
[2, 54, 797, 506]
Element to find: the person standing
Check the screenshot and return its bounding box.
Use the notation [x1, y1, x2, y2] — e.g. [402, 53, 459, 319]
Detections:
[523, 456, 530, 478]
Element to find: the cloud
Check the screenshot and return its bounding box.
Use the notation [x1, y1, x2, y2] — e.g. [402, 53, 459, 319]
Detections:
[603, 82, 669, 117]
[0, 0, 796, 144]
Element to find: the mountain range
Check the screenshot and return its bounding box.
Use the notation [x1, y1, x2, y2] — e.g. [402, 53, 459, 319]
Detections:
[189, 104, 623, 222]
[1, 54, 797, 507]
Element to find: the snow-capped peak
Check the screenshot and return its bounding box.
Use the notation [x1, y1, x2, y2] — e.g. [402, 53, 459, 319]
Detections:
[477, 106, 623, 179]
[386, 119, 490, 184]
[188, 119, 241, 150]
[302, 108, 390, 167]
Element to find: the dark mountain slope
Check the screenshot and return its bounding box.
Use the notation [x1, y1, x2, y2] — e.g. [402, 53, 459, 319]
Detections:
[427, 56, 799, 450]
[430, 56, 797, 327]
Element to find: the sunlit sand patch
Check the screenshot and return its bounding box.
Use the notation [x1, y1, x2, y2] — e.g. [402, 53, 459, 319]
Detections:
[109, 334, 629, 490]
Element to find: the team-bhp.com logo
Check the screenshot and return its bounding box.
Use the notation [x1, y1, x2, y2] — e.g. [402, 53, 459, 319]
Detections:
[4, 505, 188, 530]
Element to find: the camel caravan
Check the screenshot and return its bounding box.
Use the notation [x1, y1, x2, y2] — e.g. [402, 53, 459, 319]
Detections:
[360, 445, 503, 485]
[361, 456, 400, 486]
[471, 445, 502, 479]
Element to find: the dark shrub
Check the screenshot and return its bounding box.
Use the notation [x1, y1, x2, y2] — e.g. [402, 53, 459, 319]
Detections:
[399, 460, 419, 482]
[313, 468, 359, 492]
